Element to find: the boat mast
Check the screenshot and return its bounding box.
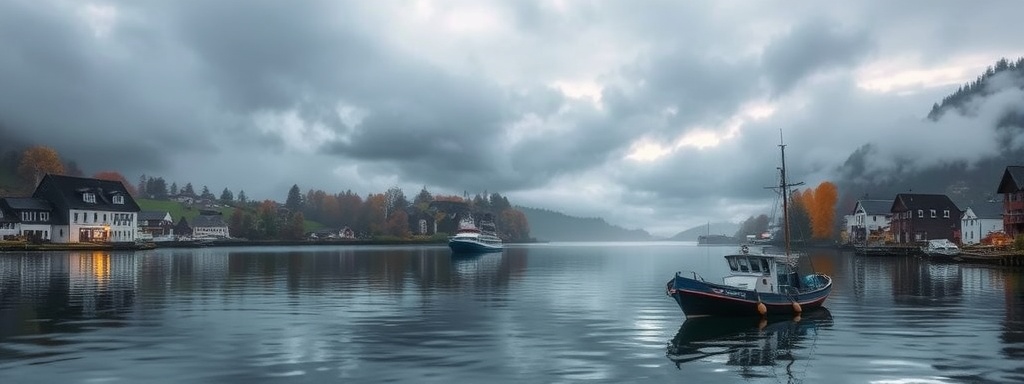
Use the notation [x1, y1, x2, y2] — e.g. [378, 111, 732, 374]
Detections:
[778, 131, 803, 256]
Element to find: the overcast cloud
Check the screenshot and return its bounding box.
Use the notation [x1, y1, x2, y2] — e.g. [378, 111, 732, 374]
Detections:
[3, 0, 1024, 236]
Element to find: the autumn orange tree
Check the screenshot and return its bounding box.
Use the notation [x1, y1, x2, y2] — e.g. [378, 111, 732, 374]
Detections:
[18, 146, 64, 187]
[796, 182, 839, 240]
[94, 171, 137, 196]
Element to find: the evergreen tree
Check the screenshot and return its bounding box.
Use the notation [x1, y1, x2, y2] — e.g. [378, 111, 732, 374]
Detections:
[238, 190, 248, 204]
[170, 182, 178, 196]
[285, 184, 303, 211]
[138, 175, 148, 197]
[220, 188, 234, 202]
[200, 185, 215, 200]
[183, 183, 195, 196]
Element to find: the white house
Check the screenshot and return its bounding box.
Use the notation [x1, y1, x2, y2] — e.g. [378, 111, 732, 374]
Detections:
[961, 202, 1003, 245]
[0, 197, 53, 241]
[32, 174, 140, 243]
[0, 200, 16, 239]
[850, 199, 893, 243]
[192, 214, 230, 238]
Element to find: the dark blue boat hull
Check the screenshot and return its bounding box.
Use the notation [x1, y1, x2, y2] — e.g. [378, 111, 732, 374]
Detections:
[448, 239, 503, 254]
[667, 273, 832, 317]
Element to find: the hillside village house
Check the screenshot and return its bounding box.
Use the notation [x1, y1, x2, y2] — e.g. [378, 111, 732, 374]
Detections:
[997, 166, 1024, 237]
[138, 211, 174, 238]
[889, 193, 961, 244]
[0, 197, 54, 241]
[850, 199, 893, 243]
[960, 202, 1004, 245]
[32, 174, 141, 243]
[0, 200, 16, 239]
[191, 213, 229, 238]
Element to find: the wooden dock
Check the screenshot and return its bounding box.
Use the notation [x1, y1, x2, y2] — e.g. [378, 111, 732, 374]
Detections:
[957, 249, 1024, 267]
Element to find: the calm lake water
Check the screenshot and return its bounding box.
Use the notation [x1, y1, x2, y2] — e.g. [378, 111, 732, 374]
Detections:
[0, 243, 1021, 383]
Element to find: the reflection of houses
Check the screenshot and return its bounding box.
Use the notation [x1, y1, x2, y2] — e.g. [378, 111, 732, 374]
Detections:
[996, 166, 1024, 237]
[33, 174, 140, 243]
[138, 211, 175, 238]
[890, 193, 960, 244]
[192, 213, 229, 238]
[960, 202, 1003, 245]
[850, 199, 893, 243]
[0, 197, 54, 241]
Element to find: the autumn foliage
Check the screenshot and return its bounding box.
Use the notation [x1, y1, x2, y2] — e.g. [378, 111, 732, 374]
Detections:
[795, 181, 839, 239]
[18, 146, 65, 186]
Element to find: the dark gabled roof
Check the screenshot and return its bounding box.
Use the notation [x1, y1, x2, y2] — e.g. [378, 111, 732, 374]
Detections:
[139, 211, 171, 222]
[192, 214, 227, 228]
[856, 199, 893, 215]
[891, 193, 960, 212]
[32, 174, 141, 212]
[2, 197, 53, 211]
[967, 202, 1003, 219]
[997, 166, 1024, 193]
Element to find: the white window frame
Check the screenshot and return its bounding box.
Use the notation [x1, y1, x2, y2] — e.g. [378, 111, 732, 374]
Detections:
[943, 210, 950, 218]
[40, 212, 49, 222]
[84, 193, 96, 203]
[113, 195, 124, 204]
[930, 209, 936, 218]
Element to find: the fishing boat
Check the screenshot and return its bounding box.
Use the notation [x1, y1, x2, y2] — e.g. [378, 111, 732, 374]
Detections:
[448, 213, 503, 253]
[666, 136, 833, 317]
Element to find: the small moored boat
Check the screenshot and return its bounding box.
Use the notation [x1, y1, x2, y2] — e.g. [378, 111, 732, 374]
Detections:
[666, 135, 832, 317]
[921, 239, 960, 259]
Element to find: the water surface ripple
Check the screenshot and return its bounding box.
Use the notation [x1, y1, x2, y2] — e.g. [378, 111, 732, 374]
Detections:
[0, 243, 1021, 383]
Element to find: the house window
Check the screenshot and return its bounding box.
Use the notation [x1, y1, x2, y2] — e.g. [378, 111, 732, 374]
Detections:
[94, 213, 98, 222]
[930, 209, 936, 218]
[74, 212, 79, 223]
[83, 193, 96, 203]
[22, 212, 29, 221]
[103, 214, 107, 222]
[943, 210, 950, 218]
[917, 210, 924, 218]
[40, 212, 49, 222]
[113, 195, 124, 204]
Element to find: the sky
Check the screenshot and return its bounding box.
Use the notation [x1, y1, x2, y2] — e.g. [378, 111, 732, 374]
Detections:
[3, 0, 1024, 237]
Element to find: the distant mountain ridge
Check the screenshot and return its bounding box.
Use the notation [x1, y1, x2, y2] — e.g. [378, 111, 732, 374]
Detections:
[669, 222, 740, 241]
[517, 206, 652, 241]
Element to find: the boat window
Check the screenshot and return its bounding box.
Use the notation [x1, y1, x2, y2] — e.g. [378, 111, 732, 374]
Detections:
[761, 259, 770, 274]
[727, 257, 739, 271]
[737, 258, 750, 272]
[749, 258, 761, 273]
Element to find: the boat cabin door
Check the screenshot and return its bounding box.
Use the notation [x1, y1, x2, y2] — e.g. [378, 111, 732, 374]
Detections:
[751, 257, 775, 293]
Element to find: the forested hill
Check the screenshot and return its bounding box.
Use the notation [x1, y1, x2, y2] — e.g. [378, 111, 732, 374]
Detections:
[928, 57, 1024, 120]
[517, 206, 653, 241]
[837, 57, 1024, 210]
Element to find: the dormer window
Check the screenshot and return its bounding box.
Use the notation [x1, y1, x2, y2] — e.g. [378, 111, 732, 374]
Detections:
[917, 210, 924, 218]
[113, 195, 125, 204]
[83, 193, 96, 203]
[930, 209, 936, 218]
[943, 210, 950, 218]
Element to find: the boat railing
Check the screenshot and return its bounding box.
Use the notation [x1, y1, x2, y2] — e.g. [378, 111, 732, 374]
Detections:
[676, 270, 705, 282]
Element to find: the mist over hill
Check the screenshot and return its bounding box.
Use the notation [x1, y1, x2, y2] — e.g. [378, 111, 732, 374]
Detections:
[835, 57, 1024, 211]
[517, 206, 653, 241]
[668, 222, 740, 241]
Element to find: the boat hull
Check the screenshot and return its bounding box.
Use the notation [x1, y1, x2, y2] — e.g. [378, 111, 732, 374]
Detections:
[448, 238, 503, 253]
[667, 274, 832, 317]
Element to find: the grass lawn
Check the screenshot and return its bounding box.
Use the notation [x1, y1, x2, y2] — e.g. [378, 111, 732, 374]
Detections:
[136, 198, 235, 222]
[137, 198, 326, 231]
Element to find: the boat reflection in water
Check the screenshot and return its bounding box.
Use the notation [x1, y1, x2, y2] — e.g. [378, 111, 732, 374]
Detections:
[666, 308, 833, 379]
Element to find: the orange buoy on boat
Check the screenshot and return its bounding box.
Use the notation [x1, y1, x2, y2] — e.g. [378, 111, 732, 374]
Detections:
[757, 301, 767, 316]
[792, 301, 802, 313]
